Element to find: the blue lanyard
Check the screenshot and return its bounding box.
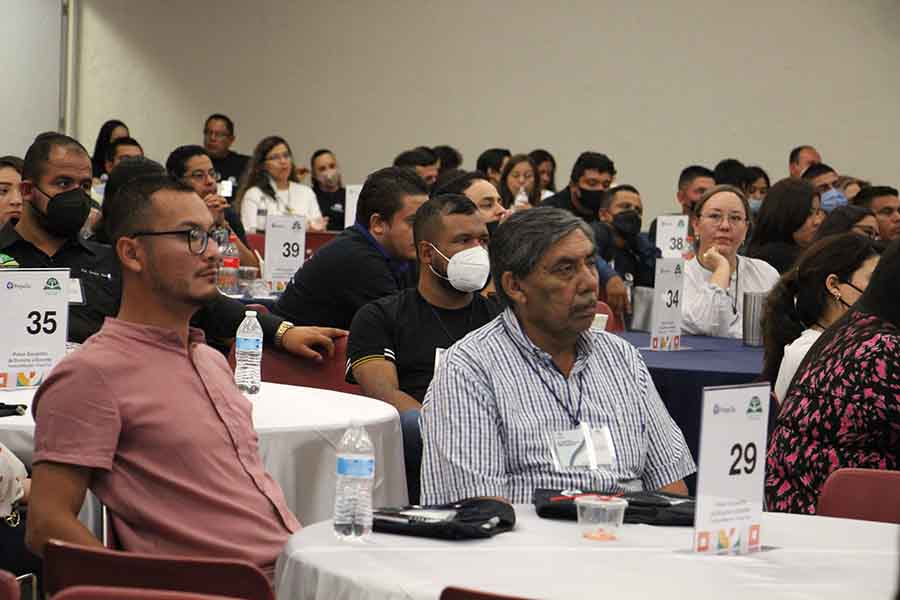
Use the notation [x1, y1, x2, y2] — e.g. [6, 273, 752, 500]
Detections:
[509, 335, 585, 427]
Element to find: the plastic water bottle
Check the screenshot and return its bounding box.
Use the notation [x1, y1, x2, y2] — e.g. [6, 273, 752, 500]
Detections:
[217, 233, 240, 294]
[333, 423, 375, 541]
[234, 310, 262, 395]
[256, 205, 268, 234]
[514, 187, 529, 208]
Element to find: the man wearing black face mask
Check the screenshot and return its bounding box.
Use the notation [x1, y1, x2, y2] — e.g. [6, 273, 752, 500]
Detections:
[543, 152, 631, 313]
[594, 185, 657, 287]
[345, 194, 500, 502]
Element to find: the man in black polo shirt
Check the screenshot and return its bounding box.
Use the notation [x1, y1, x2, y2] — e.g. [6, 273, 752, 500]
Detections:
[273, 167, 428, 329]
[2, 134, 343, 358]
[594, 184, 657, 288]
[203, 113, 250, 186]
[346, 193, 500, 501]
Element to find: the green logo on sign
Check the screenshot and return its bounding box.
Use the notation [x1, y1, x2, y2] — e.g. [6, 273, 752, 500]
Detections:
[44, 277, 62, 291]
[747, 396, 764, 416]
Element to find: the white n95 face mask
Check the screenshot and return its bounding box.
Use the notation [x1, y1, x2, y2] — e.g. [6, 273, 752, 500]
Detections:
[429, 244, 491, 293]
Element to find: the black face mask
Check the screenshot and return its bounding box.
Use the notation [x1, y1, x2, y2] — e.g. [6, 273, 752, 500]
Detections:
[486, 220, 500, 238]
[577, 187, 606, 213]
[32, 186, 91, 238]
[612, 210, 642, 239]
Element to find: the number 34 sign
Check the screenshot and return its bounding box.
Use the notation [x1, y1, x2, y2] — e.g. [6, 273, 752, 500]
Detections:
[694, 383, 770, 555]
[0, 269, 69, 390]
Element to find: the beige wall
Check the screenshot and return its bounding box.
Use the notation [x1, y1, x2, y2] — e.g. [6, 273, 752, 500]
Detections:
[74, 0, 900, 221]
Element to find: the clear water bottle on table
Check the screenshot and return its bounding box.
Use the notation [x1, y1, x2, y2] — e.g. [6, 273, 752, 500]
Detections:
[333, 422, 375, 540]
[234, 310, 262, 395]
[217, 233, 241, 294]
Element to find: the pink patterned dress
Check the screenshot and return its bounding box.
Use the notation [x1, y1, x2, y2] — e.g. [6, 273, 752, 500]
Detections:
[765, 311, 900, 514]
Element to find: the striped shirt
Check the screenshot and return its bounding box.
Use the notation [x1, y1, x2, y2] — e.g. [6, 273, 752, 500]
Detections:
[420, 308, 696, 505]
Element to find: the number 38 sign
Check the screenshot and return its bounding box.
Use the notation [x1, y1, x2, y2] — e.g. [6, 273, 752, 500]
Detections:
[264, 215, 307, 293]
[0, 269, 69, 390]
[694, 383, 770, 555]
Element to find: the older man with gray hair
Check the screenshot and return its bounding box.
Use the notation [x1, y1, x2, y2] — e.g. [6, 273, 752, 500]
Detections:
[420, 207, 695, 505]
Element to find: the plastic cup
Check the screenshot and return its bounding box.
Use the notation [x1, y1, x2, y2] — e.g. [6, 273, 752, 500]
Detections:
[575, 495, 628, 541]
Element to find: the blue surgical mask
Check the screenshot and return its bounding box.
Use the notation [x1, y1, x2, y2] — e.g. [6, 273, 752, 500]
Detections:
[748, 197, 763, 216]
[820, 188, 848, 213]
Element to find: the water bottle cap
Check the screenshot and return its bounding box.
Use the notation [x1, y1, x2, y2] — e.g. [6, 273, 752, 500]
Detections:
[245, 310, 257, 317]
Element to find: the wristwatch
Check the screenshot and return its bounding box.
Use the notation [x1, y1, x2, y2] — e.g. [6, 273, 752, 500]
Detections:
[274, 320, 294, 349]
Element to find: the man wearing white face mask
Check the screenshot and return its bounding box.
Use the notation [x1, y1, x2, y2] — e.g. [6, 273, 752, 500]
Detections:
[346, 194, 500, 502]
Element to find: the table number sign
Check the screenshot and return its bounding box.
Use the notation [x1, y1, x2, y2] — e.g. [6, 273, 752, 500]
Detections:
[649, 258, 683, 351]
[344, 184, 363, 229]
[656, 215, 690, 259]
[0, 269, 69, 390]
[694, 383, 770, 555]
[264, 215, 306, 292]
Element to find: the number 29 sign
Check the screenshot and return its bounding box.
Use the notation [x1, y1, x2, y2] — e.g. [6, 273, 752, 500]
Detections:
[0, 269, 69, 389]
[264, 215, 307, 293]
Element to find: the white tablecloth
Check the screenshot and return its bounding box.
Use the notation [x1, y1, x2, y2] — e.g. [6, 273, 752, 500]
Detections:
[0, 382, 408, 526]
[275, 506, 900, 600]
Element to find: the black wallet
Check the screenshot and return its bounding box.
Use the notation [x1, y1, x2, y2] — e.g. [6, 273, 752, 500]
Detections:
[373, 497, 516, 540]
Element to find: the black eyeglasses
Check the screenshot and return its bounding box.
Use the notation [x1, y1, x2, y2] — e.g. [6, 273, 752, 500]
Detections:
[131, 227, 228, 255]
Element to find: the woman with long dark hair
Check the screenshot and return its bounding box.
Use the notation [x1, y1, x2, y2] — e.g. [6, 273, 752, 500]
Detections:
[813, 204, 880, 241]
[766, 239, 900, 514]
[528, 149, 557, 198]
[748, 177, 825, 274]
[498, 154, 541, 209]
[761, 233, 881, 401]
[90, 119, 129, 179]
[237, 136, 325, 233]
[310, 148, 346, 231]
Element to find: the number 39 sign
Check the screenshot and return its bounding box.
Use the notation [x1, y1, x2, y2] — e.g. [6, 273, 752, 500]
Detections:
[0, 269, 69, 389]
[693, 383, 770, 555]
[264, 215, 307, 293]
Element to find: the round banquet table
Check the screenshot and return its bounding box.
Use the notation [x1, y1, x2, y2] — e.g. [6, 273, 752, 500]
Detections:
[275, 505, 900, 600]
[617, 332, 768, 495]
[0, 382, 408, 526]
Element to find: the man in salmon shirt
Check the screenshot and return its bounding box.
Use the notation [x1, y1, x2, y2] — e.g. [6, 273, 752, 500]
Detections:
[26, 175, 299, 579]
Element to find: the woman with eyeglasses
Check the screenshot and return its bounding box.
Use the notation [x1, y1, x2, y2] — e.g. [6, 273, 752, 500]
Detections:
[237, 136, 326, 233]
[747, 177, 825, 274]
[762, 233, 881, 403]
[682, 184, 780, 337]
[813, 204, 880, 242]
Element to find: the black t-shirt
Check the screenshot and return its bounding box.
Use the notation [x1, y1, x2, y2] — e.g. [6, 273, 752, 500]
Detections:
[210, 151, 251, 186]
[0, 223, 285, 348]
[346, 288, 501, 402]
[273, 225, 416, 329]
[314, 187, 347, 231]
[543, 188, 597, 222]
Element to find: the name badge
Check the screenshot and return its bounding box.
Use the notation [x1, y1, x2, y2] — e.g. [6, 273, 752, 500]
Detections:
[550, 423, 595, 470]
[434, 347, 446, 373]
[68, 278, 85, 305]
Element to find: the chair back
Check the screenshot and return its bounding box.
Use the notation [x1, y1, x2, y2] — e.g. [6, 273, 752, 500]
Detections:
[245, 233, 266, 258]
[595, 301, 624, 332]
[0, 571, 18, 600]
[440, 587, 534, 600]
[305, 231, 338, 259]
[228, 334, 361, 395]
[43, 540, 273, 600]
[816, 468, 900, 523]
[54, 586, 240, 600]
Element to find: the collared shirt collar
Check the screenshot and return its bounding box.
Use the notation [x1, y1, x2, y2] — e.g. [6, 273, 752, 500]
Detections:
[353, 223, 410, 276]
[499, 307, 595, 377]
[0, 221, 98, 256]
[100, 317, 207, 349]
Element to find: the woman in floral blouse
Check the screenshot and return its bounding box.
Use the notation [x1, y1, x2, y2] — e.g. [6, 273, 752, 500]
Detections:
[765, 239, 900, 514]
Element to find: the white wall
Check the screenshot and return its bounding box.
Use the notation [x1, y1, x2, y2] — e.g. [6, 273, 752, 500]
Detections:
[73, 0, 900, 221]
[1, 0, 62, 156]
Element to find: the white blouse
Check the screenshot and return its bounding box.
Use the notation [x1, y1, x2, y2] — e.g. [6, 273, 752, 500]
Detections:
[774, 328, 822, 401]
[240, 180, 322, 232]
[0, 442, 26, 517]
[682, 255, 780, 338]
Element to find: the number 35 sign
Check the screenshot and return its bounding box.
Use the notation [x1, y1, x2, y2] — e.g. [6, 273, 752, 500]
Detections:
[694, 383, 770, 555]
[0, 269, 69, 390]
[264, 215, 307, 293]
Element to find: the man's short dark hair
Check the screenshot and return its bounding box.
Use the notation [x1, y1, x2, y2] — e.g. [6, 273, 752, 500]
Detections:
[166, 145, 209, 179]
[204, 113, 235, 136]
[356, 166, 428, 228]
[489, 207, 595, 308]
[0, 155, 23, 175]
[800, 162, 836, 180]
[432, 170, 490, 197]
[569, 152, 616, 184]
[853, 185, 899, 208]
[22, 133, 88, 182]
[476, 148, 511, 175]
[105, 175, 195, 247]
[393, 147, 439, 169]
[713, 158, 751, 188]
[413, 193, 479, 257]
[677, 165, 714, 190]
[433, 145, 463, 172]
[601, 184, 640, 210]
[105, 137, 143, 162]
[789, 145, 815, 165]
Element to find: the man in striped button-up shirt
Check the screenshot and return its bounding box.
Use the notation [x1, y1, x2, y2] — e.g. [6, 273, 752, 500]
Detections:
[421, 207, 695, 505]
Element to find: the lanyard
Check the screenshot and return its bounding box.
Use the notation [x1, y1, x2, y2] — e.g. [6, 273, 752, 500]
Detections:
[508, 332, 585, 427]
